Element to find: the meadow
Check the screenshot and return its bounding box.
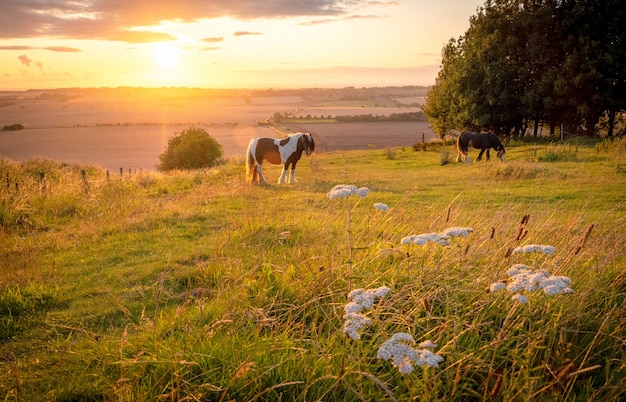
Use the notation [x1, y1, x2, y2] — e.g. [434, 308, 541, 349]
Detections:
[0, 137, 625, 401]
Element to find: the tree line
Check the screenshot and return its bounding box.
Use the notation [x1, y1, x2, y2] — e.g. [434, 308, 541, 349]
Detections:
[424, 0, 626, 137]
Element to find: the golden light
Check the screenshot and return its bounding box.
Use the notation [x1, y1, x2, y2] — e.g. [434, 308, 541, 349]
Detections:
[151, 42, 180, 70]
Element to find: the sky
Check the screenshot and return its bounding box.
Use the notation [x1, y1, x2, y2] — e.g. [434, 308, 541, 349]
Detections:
[0, 0, 485, 90]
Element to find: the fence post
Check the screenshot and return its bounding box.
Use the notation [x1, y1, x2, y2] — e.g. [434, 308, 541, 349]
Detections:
[40, 172, 46, 193]
[81, 169, 89, 194]
[106, 170, 110, 184]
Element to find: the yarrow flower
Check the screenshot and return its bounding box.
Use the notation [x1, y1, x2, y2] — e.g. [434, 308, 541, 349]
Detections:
[374, 203, 389, 211]
[511, 293, 529, 304]
[327, 184, 370, 199]
[401, 227, 474, 247]
[342, 286, 390, 340]
[489, 263, 574, 300]
[377, 333, 443, 374]
[513, 244, 556, 256]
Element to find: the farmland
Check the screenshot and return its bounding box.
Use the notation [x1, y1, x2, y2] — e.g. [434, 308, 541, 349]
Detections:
[0, 87, 430, 171]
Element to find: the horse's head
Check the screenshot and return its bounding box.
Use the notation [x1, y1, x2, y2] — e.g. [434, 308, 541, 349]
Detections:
[496, 145, 506, 161]
[302, 133, 315, 156]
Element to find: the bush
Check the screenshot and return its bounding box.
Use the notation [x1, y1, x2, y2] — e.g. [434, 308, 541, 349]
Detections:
[157, 128, 223, 171]
[2, 123, 24, 131]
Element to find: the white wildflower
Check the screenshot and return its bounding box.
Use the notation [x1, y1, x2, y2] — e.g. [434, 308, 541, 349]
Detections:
[506, 264, 532, 276]
[343, 302, 363, 314]
[442, 227, 474, 238]
[327, 184, 370, 199]
[343, 312, 372, 340]
[511, 294, 529, 304]
[374, 203, 389, 211]
[378, 333, 443, 373]
[355, 187, 370, 197]
[416, 348, 445, 368]
[505, 265, 573, 297]
[401, 227, 473, 247]
[418, 340, 438, 349]
[343, 286, 390, 340]
[348, 286, 390, 309]
[489, 282, 506, 293]
[513, 244, 556, 256]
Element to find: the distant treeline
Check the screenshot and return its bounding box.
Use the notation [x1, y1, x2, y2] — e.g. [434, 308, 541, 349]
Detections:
[334, 111, 426, 122]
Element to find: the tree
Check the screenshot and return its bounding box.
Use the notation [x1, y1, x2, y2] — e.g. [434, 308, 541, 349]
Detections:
[157, 128, 223, 171]
[424, 0, 626, 137]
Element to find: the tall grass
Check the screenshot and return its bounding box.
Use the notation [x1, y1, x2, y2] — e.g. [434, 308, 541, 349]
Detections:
[0, 141, 625, 401]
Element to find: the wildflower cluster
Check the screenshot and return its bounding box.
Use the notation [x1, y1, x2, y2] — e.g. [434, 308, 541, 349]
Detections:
[490, 263, 574, 303]
[401, 226, 474, 246]
[327, 184, 370, 199]
[343, 286, 390, 340]
[512, 244, 556, 256]
[376, 333, 443, 374]
[373, 202, 389, 211]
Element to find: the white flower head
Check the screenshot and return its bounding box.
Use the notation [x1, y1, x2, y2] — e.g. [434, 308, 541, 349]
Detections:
[489, 282, 506, 293]
[374, 203, 389, 211]
[343, 312, 372, 340]
[511, 293, 529, 304]
[343, 286, 390, 340]
[418, 340, 438, 349]
[378, 333, 443, 373]
[442, 227, 474, 238]
[327, 184, 370, 199]
[348, 286, 390, 310]
[513, 244, 556, 256]
[401, 227, 473, 247]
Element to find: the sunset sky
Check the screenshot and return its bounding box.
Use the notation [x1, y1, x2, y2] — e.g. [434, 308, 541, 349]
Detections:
[0, 0, 484, 90]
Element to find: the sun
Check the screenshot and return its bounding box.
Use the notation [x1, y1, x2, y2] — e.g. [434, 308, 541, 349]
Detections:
[151, 42, 181, 70]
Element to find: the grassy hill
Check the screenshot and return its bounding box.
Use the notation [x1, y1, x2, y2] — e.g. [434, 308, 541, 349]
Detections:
[1, 138, 625, 401]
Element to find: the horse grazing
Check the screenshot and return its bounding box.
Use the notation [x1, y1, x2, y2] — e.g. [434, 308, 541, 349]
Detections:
[456, 131, 506, 162]
[246, 132, 315, 184]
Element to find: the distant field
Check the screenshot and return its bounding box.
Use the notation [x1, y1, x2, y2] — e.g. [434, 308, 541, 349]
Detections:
[0, 89, 433, 170]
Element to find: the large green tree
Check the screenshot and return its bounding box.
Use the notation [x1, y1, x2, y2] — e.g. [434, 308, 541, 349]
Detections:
[425, 0, 626, 137]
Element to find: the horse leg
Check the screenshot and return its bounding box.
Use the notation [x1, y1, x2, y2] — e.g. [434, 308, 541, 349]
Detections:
[486, 149, 491, 161]
[477, 149, 485, 161]
[289, 166, 297, 183]
[257, 164, 269, 185]
[278, 164, 289, 184]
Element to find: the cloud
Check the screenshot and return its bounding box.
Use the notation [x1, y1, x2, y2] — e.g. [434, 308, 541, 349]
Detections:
[202, 37, 224, 43]
[18, 54, 32, 67]
[0, 0, 395, 41]
[0, 46, 81, 52]
[18, 55, 44, 72]
[109, 30, 177, 43]
[302, 14, 382, 25]
[233, 31, 263, 37]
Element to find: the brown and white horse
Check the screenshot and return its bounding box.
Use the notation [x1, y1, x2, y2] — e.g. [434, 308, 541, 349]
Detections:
[246, 132, 315, 184]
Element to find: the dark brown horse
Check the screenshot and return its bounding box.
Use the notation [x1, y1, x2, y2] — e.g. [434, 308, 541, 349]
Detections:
[246, 132, 315, 184]
[456, 131, 505, 162]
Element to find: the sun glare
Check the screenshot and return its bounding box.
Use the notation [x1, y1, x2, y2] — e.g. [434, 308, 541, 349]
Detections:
[152, 42, 180, 70]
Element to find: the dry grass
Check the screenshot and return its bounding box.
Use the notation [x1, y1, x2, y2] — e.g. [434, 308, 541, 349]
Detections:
[0, 140, 625, 400]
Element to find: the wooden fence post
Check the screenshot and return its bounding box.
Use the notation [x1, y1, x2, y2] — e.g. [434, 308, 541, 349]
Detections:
[81, 169, 89, 194]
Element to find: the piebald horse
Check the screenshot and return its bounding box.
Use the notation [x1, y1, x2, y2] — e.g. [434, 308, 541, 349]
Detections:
[246, 132, 315, 184]
[456, 131, 506, 162]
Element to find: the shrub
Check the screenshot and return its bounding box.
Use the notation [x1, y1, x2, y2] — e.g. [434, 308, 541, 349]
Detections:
[157, 128, 223, 171]
[2, 123, 24, 131]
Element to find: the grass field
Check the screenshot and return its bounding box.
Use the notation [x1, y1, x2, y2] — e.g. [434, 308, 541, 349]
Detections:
[1, 137, 625, 400]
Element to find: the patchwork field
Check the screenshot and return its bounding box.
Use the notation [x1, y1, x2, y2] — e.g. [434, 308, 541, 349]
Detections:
[0, 88, 430, 171]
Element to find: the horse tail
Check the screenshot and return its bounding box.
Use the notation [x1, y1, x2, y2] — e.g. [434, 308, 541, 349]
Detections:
[245, 139, 258, 184]
[456, 132, 465, 161]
